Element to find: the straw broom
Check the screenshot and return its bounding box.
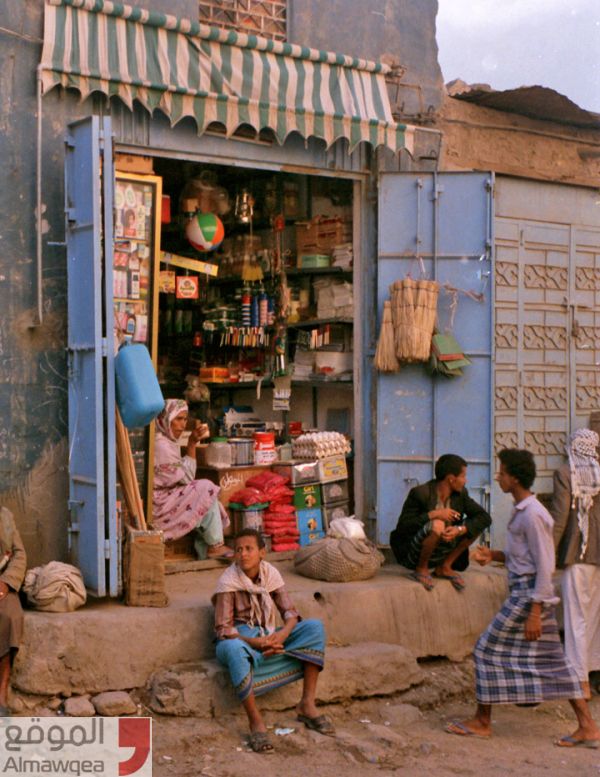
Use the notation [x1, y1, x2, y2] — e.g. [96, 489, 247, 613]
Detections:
[390, 278, 439, 362]
[413, 280, 439, 361]
[116, 408, 147, 531]
[391, 277, 415, 361]
[374, 300, 400, 372]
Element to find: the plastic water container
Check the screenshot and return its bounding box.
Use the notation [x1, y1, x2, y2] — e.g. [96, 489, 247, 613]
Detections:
[205, 439, 232, 468]
[115, 344, 165, 428]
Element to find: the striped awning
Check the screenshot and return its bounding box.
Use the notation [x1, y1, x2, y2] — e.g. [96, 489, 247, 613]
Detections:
[41, 0, 414, 154]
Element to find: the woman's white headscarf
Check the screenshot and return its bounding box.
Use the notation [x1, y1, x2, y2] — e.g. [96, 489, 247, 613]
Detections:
[567, 428, 600, 559]
[155, 399, 188, 442]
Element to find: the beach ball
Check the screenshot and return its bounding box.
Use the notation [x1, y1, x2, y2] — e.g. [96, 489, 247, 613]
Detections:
[186, 212, 225, 252]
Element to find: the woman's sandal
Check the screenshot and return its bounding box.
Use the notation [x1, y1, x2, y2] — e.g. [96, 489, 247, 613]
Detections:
[297, 713, 336, 736]
[206, 543, 234, 559]
[248, 731, 274, 753]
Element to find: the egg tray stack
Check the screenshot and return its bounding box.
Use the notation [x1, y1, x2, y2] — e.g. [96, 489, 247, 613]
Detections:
[292, 431, 351, 460]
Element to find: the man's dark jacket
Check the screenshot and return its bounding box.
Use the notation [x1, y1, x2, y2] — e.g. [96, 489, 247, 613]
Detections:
[390, 480, 492, 571]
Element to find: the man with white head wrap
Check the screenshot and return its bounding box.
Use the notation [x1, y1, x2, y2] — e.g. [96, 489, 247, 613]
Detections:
[551, 428, 600, 699]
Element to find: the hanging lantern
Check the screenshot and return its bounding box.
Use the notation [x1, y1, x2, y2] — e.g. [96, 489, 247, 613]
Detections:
[185, 212, 225, 252]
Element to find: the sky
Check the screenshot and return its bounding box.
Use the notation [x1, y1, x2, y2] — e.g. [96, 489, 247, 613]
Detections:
[436, 0, 600, 112]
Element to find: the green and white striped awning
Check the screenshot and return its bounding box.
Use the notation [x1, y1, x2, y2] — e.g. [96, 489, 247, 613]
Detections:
[41, 0, 414, 154]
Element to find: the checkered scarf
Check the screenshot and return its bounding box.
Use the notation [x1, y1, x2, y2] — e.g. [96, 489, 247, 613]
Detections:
[567, 429, 600, 560]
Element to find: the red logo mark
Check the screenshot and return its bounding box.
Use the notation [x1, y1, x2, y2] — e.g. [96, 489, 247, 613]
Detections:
[118, 718, 151, 776]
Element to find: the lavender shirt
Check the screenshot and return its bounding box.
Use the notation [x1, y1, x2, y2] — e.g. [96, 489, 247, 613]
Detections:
[505, 494, 559, 605]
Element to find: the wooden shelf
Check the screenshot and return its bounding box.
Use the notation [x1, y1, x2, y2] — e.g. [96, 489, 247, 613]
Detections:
[286, 267, 352, 277]
[201, 377, 353, 389]
[288, 317, 353, 328]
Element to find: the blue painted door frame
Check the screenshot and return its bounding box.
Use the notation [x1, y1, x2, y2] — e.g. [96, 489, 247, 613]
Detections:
[65, 116, 118, 597]
[376, 172, 494, 545]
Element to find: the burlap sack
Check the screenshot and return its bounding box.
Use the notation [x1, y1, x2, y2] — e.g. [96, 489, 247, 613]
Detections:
[23, 561, 87, 612]
[293, 537, 384, 582]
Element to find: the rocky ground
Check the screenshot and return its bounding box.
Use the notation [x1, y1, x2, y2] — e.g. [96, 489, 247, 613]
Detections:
[150, 661, 600, 777]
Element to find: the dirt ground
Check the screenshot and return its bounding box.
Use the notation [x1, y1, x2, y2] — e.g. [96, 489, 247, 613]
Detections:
[149, 661, 600, 777]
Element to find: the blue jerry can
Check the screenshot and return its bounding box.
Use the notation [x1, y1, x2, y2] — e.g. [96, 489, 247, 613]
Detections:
[115, 344, 165, 428]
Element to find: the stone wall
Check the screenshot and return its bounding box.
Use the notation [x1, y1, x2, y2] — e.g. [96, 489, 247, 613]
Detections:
[437, 91, 600, 186]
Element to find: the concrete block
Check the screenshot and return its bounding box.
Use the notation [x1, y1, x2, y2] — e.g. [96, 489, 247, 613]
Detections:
[147, 642, 422, 717]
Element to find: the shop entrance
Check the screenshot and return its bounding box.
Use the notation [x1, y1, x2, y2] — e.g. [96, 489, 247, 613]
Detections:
[66, 113, 363, 593]
[125, 154, 358, 562]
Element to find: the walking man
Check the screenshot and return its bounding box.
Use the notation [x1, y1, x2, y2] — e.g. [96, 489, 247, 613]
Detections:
[446, 449, 599, 747]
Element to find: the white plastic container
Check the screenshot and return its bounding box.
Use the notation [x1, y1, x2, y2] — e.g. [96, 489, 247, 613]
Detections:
[205, 440, 232, 468]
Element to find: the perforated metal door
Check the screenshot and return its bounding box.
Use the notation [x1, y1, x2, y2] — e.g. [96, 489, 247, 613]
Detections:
[493, 178, 600, 539]
[376, 172, 494, 545]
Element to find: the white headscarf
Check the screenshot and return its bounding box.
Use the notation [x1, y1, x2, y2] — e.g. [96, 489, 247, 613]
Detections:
[567, 428, 600, 560]
[155, 399, 188, 442]
[212, 560, 285, 635]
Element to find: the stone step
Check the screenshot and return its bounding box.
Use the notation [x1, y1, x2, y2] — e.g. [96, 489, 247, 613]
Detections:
[147, 642, 424, 717]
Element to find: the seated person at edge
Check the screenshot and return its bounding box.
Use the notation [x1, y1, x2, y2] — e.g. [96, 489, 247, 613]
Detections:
[0, 507, 26, 716]
[152, 399, 232, 558]
[212, 529, 334, 754]
[390, 453, 491, 591]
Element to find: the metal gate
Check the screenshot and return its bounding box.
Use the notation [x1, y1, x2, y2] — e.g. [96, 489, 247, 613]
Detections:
[65, 116, 118, 597]
[376, 172, 494, 545]
[493, 178, 600, 528]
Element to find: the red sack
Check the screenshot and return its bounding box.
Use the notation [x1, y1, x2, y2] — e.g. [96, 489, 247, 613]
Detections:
[266, 503, 295, 514]
[263, 518, 297, 529]
[271, 542, 299, 552]
[264, 486, 294, 501]
[228, 487, 266, 507]
[270, 528, 300, 538]
[246, 471, 289, 490]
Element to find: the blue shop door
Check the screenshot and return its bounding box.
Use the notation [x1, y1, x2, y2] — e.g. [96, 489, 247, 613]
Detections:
[65, 116, 118, 597]
[376, 172, 494, 546]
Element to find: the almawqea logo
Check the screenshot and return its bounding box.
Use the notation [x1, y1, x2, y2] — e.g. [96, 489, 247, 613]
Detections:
[0, 716, 152, 776]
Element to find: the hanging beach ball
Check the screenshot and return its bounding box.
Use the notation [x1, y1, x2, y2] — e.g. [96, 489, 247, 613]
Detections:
[185, 212, 225, 252]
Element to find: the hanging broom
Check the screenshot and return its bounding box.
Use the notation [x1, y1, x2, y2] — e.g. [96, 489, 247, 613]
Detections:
[374, 300, 400, 372]
[413, 279, 439, 361]
[390, 277, 439, 362]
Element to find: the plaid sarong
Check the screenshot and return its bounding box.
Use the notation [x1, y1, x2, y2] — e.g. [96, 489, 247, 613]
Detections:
[474, 574, 582, 704]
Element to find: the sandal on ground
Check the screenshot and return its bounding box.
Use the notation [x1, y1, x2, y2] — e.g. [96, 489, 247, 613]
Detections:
[433, 571, 466, 591]
[248, 731, 274, 753]
[444, 721, 491, 739]
[297, 713, 336, 736]
[555, 735, 600, 749]
[411, 571, 435, 591]
[206, 543, 234, 559]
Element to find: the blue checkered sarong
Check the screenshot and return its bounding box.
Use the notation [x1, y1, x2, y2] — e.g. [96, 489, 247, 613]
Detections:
[474, 573, 582, 704]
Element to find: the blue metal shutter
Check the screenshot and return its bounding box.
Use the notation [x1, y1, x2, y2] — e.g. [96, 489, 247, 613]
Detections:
[376, 172, 494, 545]
[65, 116, 118, 597]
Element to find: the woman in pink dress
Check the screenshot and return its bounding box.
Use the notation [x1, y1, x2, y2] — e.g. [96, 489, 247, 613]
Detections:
[153, 399, 232, 558]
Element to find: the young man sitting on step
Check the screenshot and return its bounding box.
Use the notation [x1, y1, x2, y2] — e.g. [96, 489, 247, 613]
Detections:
[390, 453, 492, 591]
[212, 528, 334, 753]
